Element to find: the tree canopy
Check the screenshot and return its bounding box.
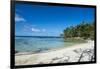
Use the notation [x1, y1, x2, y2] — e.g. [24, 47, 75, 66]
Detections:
[62, 21, 94, 40]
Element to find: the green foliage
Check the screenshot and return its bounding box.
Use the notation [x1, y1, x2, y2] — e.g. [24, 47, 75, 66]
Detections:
[63, 21, 94, 40]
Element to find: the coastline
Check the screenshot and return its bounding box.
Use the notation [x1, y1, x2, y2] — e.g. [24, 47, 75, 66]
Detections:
[15, 40, 94, 65]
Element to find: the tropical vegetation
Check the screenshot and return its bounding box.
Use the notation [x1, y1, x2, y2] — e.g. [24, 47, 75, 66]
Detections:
[61, 21, 95, 40]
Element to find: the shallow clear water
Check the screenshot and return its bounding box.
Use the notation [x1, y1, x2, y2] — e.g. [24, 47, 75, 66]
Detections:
[15, 36, 83, 53]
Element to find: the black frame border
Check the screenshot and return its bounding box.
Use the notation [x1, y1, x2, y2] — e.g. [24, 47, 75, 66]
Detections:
[11, 0, 97, 69]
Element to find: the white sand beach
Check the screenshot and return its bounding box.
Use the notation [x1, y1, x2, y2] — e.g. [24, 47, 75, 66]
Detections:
[15, 40, 94, 65]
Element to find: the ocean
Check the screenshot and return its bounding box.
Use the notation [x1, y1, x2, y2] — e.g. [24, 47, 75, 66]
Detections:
[15, 36, 84, 53]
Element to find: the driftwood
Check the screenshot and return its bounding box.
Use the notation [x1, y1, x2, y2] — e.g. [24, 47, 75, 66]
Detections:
[77, 49, 94, 62]
[49, 48, 94, 63]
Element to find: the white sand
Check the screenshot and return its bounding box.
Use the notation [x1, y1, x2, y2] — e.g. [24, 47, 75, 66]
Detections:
[15, 40, 94, 65]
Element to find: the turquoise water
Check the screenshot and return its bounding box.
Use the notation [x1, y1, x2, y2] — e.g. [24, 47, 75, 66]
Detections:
[15, 36, 80, 53]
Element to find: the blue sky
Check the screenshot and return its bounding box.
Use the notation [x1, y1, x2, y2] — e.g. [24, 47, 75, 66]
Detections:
[15, 3, 95, 36]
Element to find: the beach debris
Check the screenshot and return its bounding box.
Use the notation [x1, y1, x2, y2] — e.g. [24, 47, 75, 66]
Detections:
[77, 49, 94, 62]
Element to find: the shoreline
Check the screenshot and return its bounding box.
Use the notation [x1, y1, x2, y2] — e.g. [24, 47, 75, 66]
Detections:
[15, 41, 87, 56]
[15, 40, 94, 65]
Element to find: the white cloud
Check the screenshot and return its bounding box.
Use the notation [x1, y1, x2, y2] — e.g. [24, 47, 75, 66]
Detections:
[15, 14, 26, 22]
[31, 28, 46, 33]
[31, 28, 40, 32]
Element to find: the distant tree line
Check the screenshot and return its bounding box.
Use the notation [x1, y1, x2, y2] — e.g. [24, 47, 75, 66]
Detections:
[61, 21, 95, 40]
